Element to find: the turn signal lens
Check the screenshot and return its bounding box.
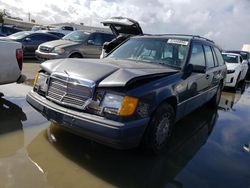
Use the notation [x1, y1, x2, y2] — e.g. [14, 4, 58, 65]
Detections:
[118, 96, 139, 116]
[33, 73, 39, 87]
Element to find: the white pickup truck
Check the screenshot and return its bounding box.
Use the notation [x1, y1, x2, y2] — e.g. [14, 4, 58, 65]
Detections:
[0, 39, 25, 85]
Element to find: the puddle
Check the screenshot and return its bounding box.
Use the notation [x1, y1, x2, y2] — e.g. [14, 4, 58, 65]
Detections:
[0, 83, 249, 188]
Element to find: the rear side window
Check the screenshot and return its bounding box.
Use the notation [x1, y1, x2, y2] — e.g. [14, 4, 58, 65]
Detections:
[88, 33, 102, 46]
[214, 48, 225, 66]
[211, 48, 219, 66]
[189, 44, 205, 66]
[240, 52, 248, 60]
[101, 34, 115, 43]
[89, 33, 115, 46]
[204, 45, 215, 68]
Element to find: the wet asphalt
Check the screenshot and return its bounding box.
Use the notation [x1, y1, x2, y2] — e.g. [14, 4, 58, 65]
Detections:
[0, 82, 249, 188]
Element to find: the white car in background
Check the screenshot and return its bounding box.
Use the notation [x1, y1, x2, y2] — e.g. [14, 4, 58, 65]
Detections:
[0, 39, 25, 87]
[49, 25, 76, 36]
[222, 52, 248, 88]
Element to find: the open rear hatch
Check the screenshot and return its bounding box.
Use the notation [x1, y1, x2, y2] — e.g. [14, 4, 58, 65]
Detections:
[101, 17, 143, 57]
[102, 17, 143, 36]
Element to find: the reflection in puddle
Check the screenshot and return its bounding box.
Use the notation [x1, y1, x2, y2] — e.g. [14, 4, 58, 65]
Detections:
[219, 82, 247, 111]
[0, 97, 26, 135]
[25, 107, 218, 188]
[0, 98, 26, 158]
[0, 95, 50, 188]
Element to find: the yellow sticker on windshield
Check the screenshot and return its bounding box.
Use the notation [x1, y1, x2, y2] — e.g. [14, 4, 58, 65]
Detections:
[168, 39, 189, 45]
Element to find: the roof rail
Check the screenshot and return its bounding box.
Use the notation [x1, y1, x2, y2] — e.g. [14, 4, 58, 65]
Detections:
[151, 33, 214, 43]
[193, 35, 214, 43]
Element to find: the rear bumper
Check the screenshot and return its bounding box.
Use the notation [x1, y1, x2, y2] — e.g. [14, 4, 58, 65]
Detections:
[16, 74, 26, 84]
[26, 91, 149, 149]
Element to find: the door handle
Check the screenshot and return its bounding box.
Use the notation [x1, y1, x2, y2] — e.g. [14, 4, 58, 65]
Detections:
[206, 74, 210, 79]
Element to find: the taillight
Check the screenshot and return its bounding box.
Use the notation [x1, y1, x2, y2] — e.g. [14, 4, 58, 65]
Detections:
[16, 48, 23, 71]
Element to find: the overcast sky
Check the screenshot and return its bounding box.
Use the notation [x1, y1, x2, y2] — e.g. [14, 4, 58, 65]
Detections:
[1, 0, 250, 49]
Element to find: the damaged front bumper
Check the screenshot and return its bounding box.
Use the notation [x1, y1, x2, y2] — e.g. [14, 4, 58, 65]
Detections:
[26, 91, 149, 149]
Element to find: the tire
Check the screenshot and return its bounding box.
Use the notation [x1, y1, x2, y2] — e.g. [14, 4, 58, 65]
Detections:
[234, 73, 241, 90]
[142, 103, 175, 155]
[69, 53, 82, 58]
[208, 83, 222, 107]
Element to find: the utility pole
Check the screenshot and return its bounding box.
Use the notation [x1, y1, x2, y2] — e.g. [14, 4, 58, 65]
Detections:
[28, 12, 30, 22]
[0, 9, 7, 28]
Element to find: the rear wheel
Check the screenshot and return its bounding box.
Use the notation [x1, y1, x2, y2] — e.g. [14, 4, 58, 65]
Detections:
[142, 103, 175, 154]
[208, 83, 222, 107]
[69, 53, 82, 58]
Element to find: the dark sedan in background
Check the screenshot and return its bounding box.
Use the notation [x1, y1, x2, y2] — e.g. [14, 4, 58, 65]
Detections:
[0, 24, 23, 36]
[7, 31, 60, 58]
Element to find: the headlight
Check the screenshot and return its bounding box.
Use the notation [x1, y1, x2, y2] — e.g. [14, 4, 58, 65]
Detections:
[52, 48, 65, 55]
[34, 73, 48, 92]
[227, 70, 235, 74]
[100, 93, 139, 116]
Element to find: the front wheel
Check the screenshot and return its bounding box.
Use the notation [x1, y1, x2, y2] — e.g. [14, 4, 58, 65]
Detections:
[69, 53, 82, 58]
[142, 103, 175, 154]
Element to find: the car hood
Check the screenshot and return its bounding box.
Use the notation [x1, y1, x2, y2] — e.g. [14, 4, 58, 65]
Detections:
[226, 62, 239, 70]
[101, 17, 143, 36]
[41, 58, 179, 87]
[39, 39, 79, 48]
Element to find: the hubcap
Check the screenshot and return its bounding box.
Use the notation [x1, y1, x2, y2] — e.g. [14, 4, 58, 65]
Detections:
[155, 115, 170, 146]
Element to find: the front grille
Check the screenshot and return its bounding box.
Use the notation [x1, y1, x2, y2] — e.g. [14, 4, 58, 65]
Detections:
[46, 73, 95, 110]
[40, 46, 52, 53]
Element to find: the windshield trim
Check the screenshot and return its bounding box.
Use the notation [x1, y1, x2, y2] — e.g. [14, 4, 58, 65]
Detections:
[108, 56, 182, 70]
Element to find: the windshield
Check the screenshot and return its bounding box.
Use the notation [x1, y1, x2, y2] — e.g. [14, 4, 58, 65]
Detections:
[62, 31, 90, 42]
[222, 54, 238, 63]
[108, 38, 189, 69]
[8, 31, 32, 40]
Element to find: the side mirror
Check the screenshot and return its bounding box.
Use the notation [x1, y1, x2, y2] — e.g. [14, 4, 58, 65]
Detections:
[192, 65, 206, 73]
[183, 64, 193, 78]
[87, 40, 95, 45]
[184, 64, 206, 78]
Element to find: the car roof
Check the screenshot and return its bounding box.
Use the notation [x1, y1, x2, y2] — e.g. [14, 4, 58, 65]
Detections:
[222, 52, 241, 57]
[132, 34, 216, 45]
